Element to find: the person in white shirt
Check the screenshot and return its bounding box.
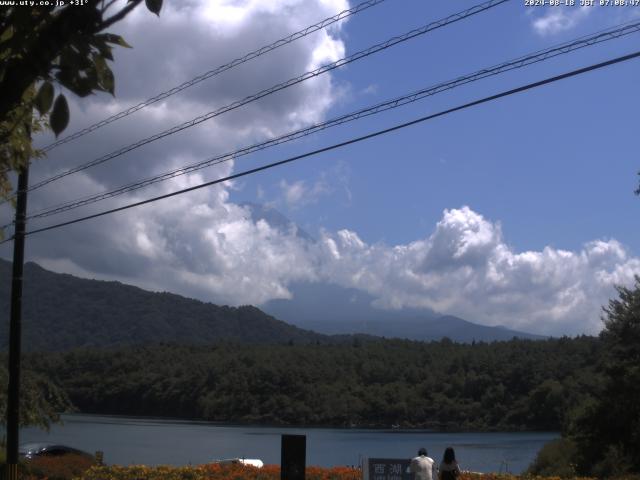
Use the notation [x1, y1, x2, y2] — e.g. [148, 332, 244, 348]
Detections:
[410, 448, 437, 480]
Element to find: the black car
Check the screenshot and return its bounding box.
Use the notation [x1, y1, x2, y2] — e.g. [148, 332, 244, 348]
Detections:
[18, 443, 93, 460]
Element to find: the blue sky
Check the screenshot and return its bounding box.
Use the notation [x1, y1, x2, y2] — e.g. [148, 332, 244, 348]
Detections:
[1, 0, 638, 335]
[234, 1, 639, 253]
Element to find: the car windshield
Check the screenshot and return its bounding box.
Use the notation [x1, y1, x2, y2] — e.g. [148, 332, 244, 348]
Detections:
[18, 443, 50, 455]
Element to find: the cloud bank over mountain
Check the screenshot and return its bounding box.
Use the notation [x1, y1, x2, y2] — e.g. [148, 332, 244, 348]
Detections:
[315, 206, 638, 335]
[10, 192, 639, 336]
[1, 0, 637, 337]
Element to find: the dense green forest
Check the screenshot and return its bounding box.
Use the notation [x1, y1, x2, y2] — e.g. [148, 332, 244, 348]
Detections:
[23, 336, 601, 431]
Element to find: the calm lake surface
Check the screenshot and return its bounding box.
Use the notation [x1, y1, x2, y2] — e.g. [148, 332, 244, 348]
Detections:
[21, 414, 558, 473]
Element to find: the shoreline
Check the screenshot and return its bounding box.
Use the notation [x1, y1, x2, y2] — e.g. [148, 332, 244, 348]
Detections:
[52, 412, 560, 435]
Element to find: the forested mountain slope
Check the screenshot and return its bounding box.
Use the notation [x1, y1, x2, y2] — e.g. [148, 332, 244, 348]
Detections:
[1, 259, 542, 351]
[0, 259, 327, 350]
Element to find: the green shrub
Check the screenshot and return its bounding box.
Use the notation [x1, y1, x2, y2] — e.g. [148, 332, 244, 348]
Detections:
[526, 438, 578, 478]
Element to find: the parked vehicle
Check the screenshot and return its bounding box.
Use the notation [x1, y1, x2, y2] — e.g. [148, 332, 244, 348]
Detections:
[212, 458, 264, 468]
[18, 443, 94, 460]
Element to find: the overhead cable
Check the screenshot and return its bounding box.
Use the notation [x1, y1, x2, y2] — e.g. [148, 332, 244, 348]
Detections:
[25, 0, 509, 194]
[40, 0, 388, 152]
[2, 49, 637, 244]
[23, 19, 640, 221]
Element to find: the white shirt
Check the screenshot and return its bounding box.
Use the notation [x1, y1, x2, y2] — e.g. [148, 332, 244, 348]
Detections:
[410, 455, 437, 480]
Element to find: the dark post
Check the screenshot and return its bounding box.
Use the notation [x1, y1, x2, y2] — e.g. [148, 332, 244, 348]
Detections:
[5, 164, 30, 480]
[281, 434, 306, 480]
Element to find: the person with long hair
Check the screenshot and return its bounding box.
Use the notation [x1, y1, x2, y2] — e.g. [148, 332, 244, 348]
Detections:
[439, 447, 461, 480]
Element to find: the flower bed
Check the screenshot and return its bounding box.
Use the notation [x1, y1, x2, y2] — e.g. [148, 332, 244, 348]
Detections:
[77, 463, 360, 480]
[12, 460, 640, 480]
[19, 453, 97, 480]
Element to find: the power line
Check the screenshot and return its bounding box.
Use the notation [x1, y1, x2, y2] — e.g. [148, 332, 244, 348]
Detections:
[2, 49, 637, 245]
[25, 0, 508, 194]
[22, 19, 640, 222]
[40, 0, 387, 153]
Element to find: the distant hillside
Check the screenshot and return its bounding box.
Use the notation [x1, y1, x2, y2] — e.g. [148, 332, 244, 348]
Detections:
[0, 259, 328, 351]
[264, 282, 545, 342]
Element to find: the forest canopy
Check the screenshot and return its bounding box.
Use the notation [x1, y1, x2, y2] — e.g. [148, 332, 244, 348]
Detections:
[22, 336, 601, 432]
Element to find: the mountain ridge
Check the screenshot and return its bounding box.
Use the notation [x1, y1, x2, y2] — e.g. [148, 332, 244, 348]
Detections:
[243, 202, 544, 342]
[1, 258, 543, 351]
[263, 281, 545, 342]
[0, 258, 329, 351]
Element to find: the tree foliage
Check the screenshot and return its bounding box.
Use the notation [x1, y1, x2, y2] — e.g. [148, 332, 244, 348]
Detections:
[0, 0, 163, 425]
[0, 364, 72, 430]
[567, 276, 640, 476]
[0, 0, 163, 202]
[526, 438, 579, 478]
[24, 336, 602, 432]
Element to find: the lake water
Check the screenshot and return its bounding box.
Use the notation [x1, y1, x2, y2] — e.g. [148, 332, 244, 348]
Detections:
[21, 414, 557, 473]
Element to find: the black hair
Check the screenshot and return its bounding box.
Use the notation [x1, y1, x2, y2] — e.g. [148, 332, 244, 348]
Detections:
[443, 447, 456, 464]
[418, 448, 428, 456]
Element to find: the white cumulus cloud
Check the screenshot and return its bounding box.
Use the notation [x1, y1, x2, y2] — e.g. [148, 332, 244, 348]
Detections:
[314, 207, 639, 335]
[532, 6, 591, 36]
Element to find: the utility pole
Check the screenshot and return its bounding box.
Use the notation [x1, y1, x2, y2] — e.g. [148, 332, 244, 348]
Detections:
[5, 161, 29, 480]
